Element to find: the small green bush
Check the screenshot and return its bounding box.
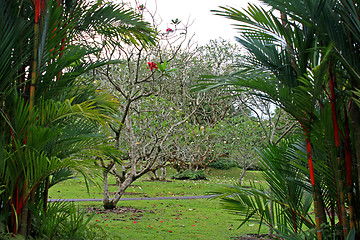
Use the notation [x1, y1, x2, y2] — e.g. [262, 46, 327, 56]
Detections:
[31, 201, 109, 240]
[208, 159, 238, 170]
[171, 169, 207, 180]
[0, 223, 25, 240]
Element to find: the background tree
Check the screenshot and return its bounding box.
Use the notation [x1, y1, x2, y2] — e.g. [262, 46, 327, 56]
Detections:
[90, 3, 199, 209]
[166, 39, 247, 174]
[169, 39, 296, 180]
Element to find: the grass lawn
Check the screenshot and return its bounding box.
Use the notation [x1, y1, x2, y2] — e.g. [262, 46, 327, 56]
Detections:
[84, 199, 268, 240]
[49, 167, 269, 239]
[49, 167, 265, 200]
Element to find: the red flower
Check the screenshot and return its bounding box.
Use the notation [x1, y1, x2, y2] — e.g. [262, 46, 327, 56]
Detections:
[166, 28, 174, 33]
[169, 230, 172, 233]
[133, 221, 137, 224]
[147, 62, 158, 71]
[138, 5, 145, 10]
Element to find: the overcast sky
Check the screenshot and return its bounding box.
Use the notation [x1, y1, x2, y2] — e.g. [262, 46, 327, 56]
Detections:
[129, 0, 260, 45]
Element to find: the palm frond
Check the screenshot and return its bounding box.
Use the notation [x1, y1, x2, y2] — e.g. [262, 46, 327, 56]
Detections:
[211, 140, 315, 237]
[73, 1, 156, 46]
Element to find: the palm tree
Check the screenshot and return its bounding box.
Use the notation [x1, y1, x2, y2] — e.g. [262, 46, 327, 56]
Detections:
[196, 0, 360, 238]
[0, 0, 155, 237]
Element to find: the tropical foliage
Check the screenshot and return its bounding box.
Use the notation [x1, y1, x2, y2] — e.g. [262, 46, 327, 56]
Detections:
[0, 0, 154, 238]
[197, 0, 360, 239]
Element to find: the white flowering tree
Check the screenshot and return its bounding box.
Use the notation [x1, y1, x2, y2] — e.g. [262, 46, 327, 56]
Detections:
[89, 2, 199, 209]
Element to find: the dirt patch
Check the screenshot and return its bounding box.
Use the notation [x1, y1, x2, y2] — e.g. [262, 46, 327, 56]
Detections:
[87, 206, 145, 215]
[108, 184, 142, 187]
[108, 192, 142, 196]
[142, 179, 173, 182]
[97, 192, 142, 195]
[230, 234, 274, 240]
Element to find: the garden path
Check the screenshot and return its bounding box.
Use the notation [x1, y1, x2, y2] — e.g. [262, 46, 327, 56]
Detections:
[49, 195, 215, 202]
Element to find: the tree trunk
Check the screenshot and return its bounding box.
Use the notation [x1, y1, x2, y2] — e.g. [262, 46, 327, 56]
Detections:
[306, 138, 323, 240]
[103, 116, 137, 209]
[18, 0, 40, 234]
[238, 166, 247, 185]
[43, 177, 50, 214]
[102, 170, 111, 208]
[18, 197, 28, 236]
[329, 67, 346, 236]
[350, 102, 360, 231]
[343, 108, 355, 230]
[29, 0, 41, 112]
[160, 167, 166, 181]
[26, 190, 36, 236]
[147, 171, 155, 180]
[112, 164, 121, 185]
[153, 169, 160, 180]
[268, 195, 274, 237]
[105, 176, 134, 209]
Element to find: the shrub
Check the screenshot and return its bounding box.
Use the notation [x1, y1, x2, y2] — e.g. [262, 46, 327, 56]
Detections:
[208, 158, 238, 170]
[31, 201, 109, 240]
[171, 169, 207, 180]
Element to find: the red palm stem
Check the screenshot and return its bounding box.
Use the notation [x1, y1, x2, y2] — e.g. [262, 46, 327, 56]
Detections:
[329, 65, 348, 237]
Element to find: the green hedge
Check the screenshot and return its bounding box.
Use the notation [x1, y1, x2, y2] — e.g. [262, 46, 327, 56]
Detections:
[171, 169, 207, 180]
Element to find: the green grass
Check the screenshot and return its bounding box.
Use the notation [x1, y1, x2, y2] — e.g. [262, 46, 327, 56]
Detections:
[49, 178, 220, 200]
[49, 167, 265, 200]
[84, 199, 268, 240]
[49, 167, 269, 239]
